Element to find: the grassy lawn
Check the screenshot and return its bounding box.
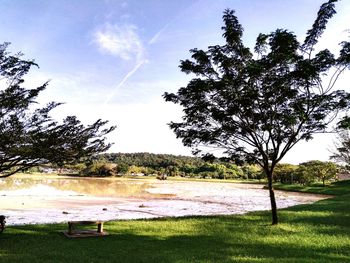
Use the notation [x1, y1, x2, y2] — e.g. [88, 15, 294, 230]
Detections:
[274, 180, 350, 196]
[1, 181, 349, 262]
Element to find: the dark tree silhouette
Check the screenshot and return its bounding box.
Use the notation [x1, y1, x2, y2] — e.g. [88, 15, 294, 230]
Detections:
[164, 0, 350, 224]
[331, 131, 350, 165]
[0, 42, 115, 178]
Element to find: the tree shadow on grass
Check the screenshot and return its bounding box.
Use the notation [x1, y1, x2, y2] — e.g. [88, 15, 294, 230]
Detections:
[1, 214, 349, 263]
[279, 194, 350, 230]
[0, 226, 230, 263]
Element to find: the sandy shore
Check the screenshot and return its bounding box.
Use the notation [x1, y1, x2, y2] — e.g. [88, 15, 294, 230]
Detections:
[0, 177, 330, 225]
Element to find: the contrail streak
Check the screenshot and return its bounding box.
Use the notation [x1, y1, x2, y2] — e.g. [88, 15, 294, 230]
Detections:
[103, 60, 145, 105]
[148, 22, 170, 45]
[148, 0, 201, 45]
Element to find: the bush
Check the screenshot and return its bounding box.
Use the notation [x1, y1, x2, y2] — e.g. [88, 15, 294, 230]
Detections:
[297, 161, 337, 186]
[273, 164, 298, 184]
[241, 165, 263, 180]
[81, 162, 116, 177]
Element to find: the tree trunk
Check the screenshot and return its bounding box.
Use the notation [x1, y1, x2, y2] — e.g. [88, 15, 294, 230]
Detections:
[267, 171, 278, 225]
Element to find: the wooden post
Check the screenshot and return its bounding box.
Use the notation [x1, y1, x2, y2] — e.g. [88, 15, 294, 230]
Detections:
[68, 222, 74, 235]
[0, 215, 5, 233]
[97, 222, 104, 233]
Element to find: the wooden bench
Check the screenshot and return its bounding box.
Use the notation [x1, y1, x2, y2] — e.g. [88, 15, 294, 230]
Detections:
[63, 221, 108, 238]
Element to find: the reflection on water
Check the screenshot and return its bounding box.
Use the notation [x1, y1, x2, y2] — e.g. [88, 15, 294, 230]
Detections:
[0, 176, 161, 198]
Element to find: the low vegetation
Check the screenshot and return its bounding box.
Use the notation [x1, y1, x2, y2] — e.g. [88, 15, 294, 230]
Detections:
[64, 152, 266, 180]
[0, 180, 349, 262]
[40, 152, 345, 188]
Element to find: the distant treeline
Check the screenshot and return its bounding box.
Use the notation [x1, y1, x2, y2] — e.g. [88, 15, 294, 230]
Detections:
[52, 152, 344, 186]
[86, 152, 260, 180]
[102, 153, 204, 170]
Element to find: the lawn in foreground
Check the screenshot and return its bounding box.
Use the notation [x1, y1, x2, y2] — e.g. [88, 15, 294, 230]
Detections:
[0, 181, 349, 263]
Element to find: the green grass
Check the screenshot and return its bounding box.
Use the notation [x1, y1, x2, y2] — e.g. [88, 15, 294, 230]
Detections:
[1, 181, 349, 262]
[274, 179, 350, 195]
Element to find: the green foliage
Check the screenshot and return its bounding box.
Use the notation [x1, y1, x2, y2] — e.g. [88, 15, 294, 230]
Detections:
[273, 163, 298, 184]
[116, 163, 129, 174]
[165, 165, 180, 177]
[82, 162, 116, 177]
[275, 179, 350, 195]
[127, 165, 143, 175]
[298, 160, 337, 186]
[241, 164, 263, 180]
[86, 152, 255, 180]
[224, 163, 244, 179]
[273, 161, 337, 186]
[164, 4, 349, 170]
[0, 43, 115, 178]
[163, 1, 349, 224]
[101, 152, 203, 169]
[331, 130, 350, 165]
[77, 151, 340, 187]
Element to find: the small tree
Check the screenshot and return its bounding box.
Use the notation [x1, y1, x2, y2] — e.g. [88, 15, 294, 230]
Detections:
[0, 43, 115, 177]
[164, 1, 350, 224]
[117, 163, 129, 175]
[294, 165, 317, 185]
[298, 160, 337, 186]
[82, 161, 116, 177]
[225, 163, 244, 179]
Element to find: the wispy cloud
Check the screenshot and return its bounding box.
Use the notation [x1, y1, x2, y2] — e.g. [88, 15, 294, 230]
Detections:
[94, 23, 145, 62]
[94, 22, 148, 105]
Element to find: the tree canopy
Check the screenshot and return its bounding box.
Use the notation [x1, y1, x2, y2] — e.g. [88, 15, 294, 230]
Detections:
[331, 130, 350, 165]
[298, 160, 337, 186]
[94, 152, 250, 179]
[0, 42, 115, 178]
[164, 0, 350, 224]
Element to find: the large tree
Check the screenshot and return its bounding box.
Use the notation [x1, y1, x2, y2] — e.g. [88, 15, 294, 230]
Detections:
[164, 0, 350, 224]
[0, 42, 115, 178]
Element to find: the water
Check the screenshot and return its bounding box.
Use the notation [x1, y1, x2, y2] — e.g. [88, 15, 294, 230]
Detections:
[0, 176, 160, 198]
[0, 174, 329, 225]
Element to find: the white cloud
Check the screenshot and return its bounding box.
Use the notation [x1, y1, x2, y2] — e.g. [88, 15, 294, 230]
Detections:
[93, 22, 149, 104]
[94, 23, 145, 62]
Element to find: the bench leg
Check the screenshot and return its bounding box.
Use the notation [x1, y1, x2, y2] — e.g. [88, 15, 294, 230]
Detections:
[97, 223, 104, 233]
[68, 222, 75, 235]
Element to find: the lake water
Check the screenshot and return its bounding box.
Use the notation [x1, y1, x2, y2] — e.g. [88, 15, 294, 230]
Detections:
[0, 175, 330, 225]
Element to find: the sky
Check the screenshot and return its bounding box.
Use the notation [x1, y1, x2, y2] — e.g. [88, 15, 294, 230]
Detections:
[0, 0, 349, 164]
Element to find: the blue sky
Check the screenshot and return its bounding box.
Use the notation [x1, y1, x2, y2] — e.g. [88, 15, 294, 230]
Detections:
[0, 0, 349, 163]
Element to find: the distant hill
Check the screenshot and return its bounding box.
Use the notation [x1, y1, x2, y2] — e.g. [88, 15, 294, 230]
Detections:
[98, 152, 204, 169]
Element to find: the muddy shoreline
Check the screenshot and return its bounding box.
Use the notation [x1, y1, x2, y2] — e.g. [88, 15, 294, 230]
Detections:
[0, 176, 330, 225]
